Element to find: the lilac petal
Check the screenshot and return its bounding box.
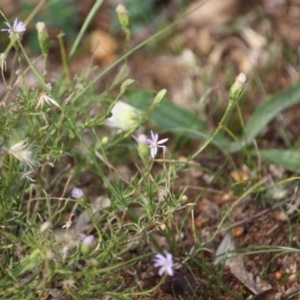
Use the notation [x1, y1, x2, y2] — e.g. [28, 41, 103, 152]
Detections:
[151, 131, 158, 141]
[158, 267, 165, 276]
[17, 22, 26, 32]
[151, 147, 157, 158]
[157, 138, 168, 145]
[167, 266, 174, 276]
[82, 235, 96, 247]
[153, 254, 164, 265]
[13, 18, 18, 27]
[153, 261, 161, 267]
[71, 187, 84, 199]
[153, 252, 174, 276]
[166, 252, 173, 262]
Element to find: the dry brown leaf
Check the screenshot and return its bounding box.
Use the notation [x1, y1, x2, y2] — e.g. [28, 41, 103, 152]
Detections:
[214, 233, 272, 295]
[251, 288, 279, 300]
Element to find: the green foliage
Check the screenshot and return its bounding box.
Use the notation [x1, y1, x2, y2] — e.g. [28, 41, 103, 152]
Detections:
[127, 88, 207, 139]
[1, 2, 300, 299]
[19, 0, 80, 53]
[259, 149, 300, 173]
[230, 82, 300, 152]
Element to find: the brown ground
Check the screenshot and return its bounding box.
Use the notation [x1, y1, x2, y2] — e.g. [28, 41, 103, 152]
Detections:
[64, 0, 300, 299]
[3, 0, 300, 299]
[115, 1, 300, 298]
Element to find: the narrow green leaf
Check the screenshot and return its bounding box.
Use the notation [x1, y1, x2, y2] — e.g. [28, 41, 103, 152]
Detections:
[0, 249, 44, 288]
[13, 249, 44, 278]
[245, 83, 300, 139]
[259, 149, 300, 173]
[230, 82, 300, 152]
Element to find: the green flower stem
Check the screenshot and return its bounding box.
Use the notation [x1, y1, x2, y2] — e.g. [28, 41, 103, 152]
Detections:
[17, 49, 26, 91]
[57, 32, 71, 84]
[55, 253, 151, 276]
[191, 73, 247, 159]
[130, 274, 167, 296]
[190, 101, 235, 160]
[69, 0, 103, 60]
[124, 30, 131, 64]
[5, 154, 14, 189]
[15, 38, 57, 99]
[43, 54, 48, 81]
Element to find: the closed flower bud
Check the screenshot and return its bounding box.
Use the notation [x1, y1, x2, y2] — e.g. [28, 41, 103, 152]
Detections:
[135, 134, 150, 164]
[116, 4, 131, 34]
[229, 73, 248, 103]
[81, 235, 96, 257]
[153, 89, 167, 106]
[105, 101, 143, 132]
[36, 22, 50, 56]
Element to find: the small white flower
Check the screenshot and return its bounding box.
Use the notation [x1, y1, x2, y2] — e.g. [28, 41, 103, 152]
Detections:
[71, 187, 84, 199]
[146, 131, 168, 158]
[9, 139, 38, 169]
[35, 92, 60, 110]
[62, 220, 72, 230]
[1, 18, 26, 38]
[153, 251, 174, 276]
[105, 101, 142, 131]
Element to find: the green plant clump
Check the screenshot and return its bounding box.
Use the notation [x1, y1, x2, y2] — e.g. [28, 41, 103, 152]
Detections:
[1, 1, 300, 299]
